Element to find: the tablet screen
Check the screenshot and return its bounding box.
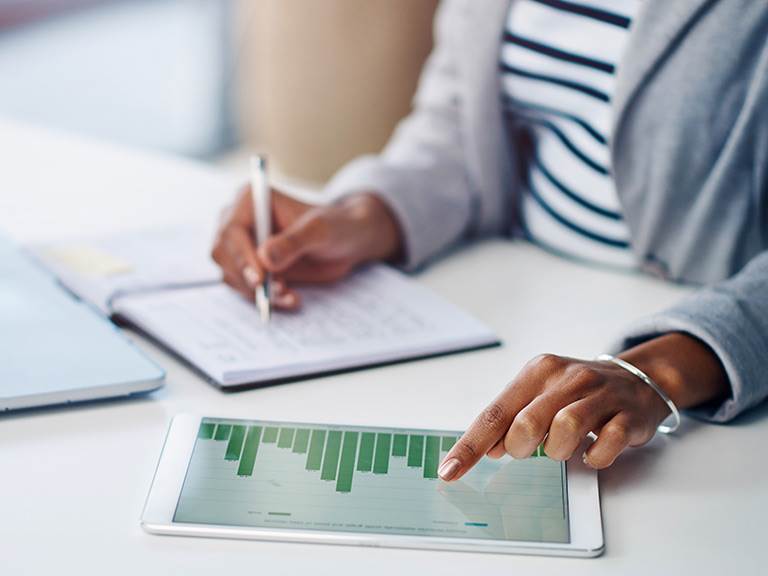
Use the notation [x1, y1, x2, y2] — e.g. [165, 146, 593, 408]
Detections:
[173, 418, 569, 543]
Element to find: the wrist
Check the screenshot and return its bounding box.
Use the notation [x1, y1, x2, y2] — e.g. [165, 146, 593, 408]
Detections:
[618, 333, 730, 410]
[342, 192, 403, 263]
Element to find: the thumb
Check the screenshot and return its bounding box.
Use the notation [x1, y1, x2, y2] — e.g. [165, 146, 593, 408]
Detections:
[258, 214, 328, 272]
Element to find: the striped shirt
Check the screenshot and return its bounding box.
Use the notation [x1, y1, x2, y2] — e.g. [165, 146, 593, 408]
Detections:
[501, 0, 640, 268]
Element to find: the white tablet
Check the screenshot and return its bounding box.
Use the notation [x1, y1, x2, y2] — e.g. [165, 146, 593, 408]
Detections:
[142, 415, 604, 557]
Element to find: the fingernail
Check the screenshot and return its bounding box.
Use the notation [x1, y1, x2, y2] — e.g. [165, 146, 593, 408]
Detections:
[243, 266, 260, 288]
[274, 292, 297, 307]
[582, 451, 595, 469]
[438, 458, 461, 481]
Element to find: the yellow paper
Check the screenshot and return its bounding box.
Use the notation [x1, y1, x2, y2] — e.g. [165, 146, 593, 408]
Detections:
[45, 246, 133, 277]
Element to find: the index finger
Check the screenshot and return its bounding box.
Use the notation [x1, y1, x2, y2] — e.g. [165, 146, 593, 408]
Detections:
[437, 401, 515, 482]
[214, 225, 264, 295]
[230, 184, 256, 227]
[438, 365, 543, 482]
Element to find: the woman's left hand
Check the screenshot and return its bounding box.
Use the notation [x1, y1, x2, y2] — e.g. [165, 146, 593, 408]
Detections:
[438, 333, 729, 480]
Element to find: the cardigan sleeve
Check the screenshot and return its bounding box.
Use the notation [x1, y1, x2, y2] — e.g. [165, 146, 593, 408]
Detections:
[613, 251, 768, 422]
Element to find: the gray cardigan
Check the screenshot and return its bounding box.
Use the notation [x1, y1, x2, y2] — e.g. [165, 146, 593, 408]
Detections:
[326, 0, 768, 422]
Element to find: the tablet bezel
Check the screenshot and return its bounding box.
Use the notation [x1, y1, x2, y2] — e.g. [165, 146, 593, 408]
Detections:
[141, 414, 604, 557]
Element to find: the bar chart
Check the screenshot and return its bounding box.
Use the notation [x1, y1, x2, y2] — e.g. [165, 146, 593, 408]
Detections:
[177, 419, 568, 543]
[197, 421, 549, 494]
[198, 421, 484, 492]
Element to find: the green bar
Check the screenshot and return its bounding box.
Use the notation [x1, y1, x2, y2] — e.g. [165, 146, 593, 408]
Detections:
[407, 435, 425, 468]
[356, 432, 376, 472]
[424, 436, 440, 479]
[336, 432, 359, 493]
[306, 430, 326, 470]
[373, 434, 391, 474]
[536, 444, 545, 457]
[237, 426, 262, 476]
[321, 431, 343, 481]
[214, 424, 232, 441]
[198, 422, 215, 439]
[225, 425, 246, 461]
[392, 434, 408, 457]
[277, 428, 295, 448]
[293, 429, 311, 454]
[441, 436, 457, 452]
[262, 427, 279, 443]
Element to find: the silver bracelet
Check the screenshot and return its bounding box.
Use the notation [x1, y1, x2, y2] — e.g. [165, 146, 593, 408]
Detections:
[595, 354, 681, 434]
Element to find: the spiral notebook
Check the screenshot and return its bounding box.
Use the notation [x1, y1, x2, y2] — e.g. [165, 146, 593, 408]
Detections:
[30, 227, 500, 388]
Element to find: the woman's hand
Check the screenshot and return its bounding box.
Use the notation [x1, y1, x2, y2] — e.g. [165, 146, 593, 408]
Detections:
[212, 186, 402, 308]
[438, 333, 729, 480]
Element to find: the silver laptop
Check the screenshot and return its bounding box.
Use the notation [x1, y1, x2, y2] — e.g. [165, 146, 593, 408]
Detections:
[0, 236, 164, 411]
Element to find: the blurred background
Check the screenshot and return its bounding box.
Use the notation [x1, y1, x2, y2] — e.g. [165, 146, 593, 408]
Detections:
[0, 0, 438, 186]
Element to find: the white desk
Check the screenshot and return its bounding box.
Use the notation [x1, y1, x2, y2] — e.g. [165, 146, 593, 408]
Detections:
[1, 120, 766, 575]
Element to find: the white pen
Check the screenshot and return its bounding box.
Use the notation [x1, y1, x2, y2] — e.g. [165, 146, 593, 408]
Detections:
[250, 155, 271, 323]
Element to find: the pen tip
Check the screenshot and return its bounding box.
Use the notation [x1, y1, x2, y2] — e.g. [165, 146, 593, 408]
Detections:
[257, 295, 271, 324]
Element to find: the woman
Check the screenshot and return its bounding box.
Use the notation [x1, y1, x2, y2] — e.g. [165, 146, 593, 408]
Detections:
[212, 0, 768, 480]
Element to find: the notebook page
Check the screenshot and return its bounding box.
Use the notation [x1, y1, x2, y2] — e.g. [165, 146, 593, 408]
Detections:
[28, 225, 220, 313]
[114, 265, 498, 385]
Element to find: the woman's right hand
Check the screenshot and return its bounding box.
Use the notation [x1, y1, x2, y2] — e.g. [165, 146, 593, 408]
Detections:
[211, 186, 403, 309]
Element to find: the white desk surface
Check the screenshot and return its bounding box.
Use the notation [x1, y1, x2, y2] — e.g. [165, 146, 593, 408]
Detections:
[1, 119, 766, 575]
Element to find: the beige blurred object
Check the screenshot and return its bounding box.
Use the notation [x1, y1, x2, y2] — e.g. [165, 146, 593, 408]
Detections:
[235, 0, 439, 186]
